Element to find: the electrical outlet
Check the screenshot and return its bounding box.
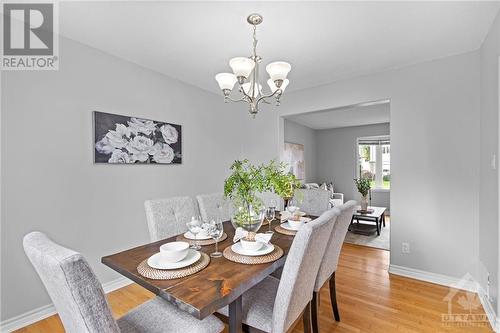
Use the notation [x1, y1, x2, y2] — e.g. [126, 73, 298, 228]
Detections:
[402, 242, 410, 254]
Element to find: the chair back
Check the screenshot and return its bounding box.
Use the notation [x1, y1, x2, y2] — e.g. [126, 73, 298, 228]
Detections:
[291, 189, 330, 216]
[196, 193, 231, 222]
[256, 191, 284, 211]
[272, 208, 339, 333]
[23, 232, 119, 333]
[314, 200, 357, 291]
[144, 196, 197, 241]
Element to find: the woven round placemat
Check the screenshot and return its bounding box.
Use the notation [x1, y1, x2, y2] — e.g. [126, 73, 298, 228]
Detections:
[176, 233, 228, 246]
[137, 252, 210, 280]
[223, 245, 284, 265]
[275, 224, 297, 236]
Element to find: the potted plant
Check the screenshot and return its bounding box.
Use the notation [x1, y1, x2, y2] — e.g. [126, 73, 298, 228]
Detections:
[261, 160, 301, 209]
[224, 160, 266, 239]
[354, 177, 371, 211]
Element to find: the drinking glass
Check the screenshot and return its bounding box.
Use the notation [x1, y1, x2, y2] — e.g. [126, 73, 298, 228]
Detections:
[186, 216, 202, 250]
[265, 206, 275, 234]
[209, 219, 224, 258]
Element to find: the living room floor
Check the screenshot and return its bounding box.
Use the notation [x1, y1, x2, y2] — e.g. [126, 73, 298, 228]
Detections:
[15, 243, 492, 333]
[344, 215, 391, 251]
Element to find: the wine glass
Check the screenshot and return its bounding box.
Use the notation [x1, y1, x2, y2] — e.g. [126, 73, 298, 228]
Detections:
[209, 218, 224, 258]
[265, 206, 275, 234]
[186, 216, 202, 250]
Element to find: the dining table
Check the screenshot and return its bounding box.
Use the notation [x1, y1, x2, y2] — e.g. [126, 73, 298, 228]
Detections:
[101, 219, 303, 333]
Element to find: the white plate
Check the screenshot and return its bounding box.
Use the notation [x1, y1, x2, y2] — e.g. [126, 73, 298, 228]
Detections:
[147, 249, 201, 270]
[281, 222, 303, 231]
[231, 242, 275, 256]
[183, 231, 211, 240]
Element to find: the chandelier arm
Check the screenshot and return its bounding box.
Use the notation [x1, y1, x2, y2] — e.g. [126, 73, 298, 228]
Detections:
[255, 89, 282, 108]
[226, 94, 251, 103]
[237, 83, 254, 101]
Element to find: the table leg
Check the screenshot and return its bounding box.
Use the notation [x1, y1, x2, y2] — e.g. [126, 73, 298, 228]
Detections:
[382, 213, 386, 227]
[376, 217, 380, 236]
[229, 296, 243, 333]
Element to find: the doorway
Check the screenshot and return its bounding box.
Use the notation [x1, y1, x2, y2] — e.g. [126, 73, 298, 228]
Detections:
[280, 99, 391, 251]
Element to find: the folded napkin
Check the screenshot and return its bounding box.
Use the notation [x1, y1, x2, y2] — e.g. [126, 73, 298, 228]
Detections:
[233, 227, 272, 244]
[280, 211, 305, 221]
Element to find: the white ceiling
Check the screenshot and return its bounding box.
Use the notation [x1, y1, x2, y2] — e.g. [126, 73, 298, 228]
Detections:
[59, 1, 500, 94]
[285, 101, 390, 130]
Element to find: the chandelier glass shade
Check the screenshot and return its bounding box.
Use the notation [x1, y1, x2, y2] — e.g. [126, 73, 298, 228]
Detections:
[215, 13, 291, 117]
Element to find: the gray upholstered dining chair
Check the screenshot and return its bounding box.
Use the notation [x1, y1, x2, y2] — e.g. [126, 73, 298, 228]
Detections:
[23, 232, 224, 333]
[256, 191, 284, 211]
[217, 208, 340, 333]
[196, 193, 231, 222]
[144, 196, 198, 241]
[311, 200, 357, 332]
[291, 189, 330, 216]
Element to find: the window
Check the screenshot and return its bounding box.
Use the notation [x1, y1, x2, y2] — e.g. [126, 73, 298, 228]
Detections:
[357, 136, 390, 190]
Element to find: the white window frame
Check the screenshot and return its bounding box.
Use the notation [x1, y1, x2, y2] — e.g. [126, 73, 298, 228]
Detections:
[356, 135, 390, 192]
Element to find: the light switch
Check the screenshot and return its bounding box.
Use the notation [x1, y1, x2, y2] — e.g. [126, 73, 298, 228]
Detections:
[491, 154, 497, 170]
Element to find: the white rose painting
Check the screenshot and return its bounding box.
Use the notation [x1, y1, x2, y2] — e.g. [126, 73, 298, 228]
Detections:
[94, 111, 182, 164]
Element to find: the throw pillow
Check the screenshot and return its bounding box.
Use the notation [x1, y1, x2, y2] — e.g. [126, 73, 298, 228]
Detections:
[327, 182, 335, 198]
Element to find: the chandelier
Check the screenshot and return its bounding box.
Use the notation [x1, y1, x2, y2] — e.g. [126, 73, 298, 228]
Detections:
[215, 13, 291, 118]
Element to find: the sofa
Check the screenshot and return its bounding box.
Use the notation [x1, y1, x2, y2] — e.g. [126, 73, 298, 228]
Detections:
[302, 182, 344, 207]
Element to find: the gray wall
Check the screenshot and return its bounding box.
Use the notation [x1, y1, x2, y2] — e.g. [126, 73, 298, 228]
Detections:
[283, 119, 317, 182]
[316, 123, 390, 211]
[281, 51, 480, 281]
[479, 11, 500, 314]
[1, 37, 278, 320]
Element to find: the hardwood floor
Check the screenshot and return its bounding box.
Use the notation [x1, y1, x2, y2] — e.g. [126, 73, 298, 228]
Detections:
[14, 244, 493, 333]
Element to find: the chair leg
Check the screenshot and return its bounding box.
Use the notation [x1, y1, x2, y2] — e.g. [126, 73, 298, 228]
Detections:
[311, 291, 319, 333]
[303, 301, 312, 333]
[329, 272, 340, 322]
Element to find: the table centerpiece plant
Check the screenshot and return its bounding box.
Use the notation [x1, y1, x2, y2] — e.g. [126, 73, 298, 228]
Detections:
[354, 177, 371, 211]
[224, 159, 301, 239]
[224, 160, 267, 240]
[261, 160, 301, 210]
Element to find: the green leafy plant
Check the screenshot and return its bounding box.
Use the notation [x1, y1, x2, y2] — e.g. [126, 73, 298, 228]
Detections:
[261, 160, 301, 199]
[224, 159, 302, 227]
[354, 177, 371, 197]
[224, 160, 266, 227]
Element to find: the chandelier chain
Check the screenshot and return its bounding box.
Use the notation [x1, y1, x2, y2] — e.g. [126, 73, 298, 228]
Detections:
[252, 25, 258, 58]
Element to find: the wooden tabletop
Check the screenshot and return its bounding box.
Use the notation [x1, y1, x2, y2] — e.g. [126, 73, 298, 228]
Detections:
[101, 221, 295, 320]
[352, 206, 387, 218]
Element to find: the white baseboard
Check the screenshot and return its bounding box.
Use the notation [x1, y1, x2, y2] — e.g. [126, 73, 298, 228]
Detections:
[102, 276, 133, 294]
[389, 264, 499, 332]
[0, 304, 56, 333]
[477, 285, 499, 332]
[0, 277, 132, 333]
[388, 264, 477, 292]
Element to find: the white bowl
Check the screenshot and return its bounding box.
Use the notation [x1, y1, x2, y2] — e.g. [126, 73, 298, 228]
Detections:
[159, 241, 190, 262]
[198, 229, 209, 239]
[240, 238, 263, 252]
[287, 219, 305, 230]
